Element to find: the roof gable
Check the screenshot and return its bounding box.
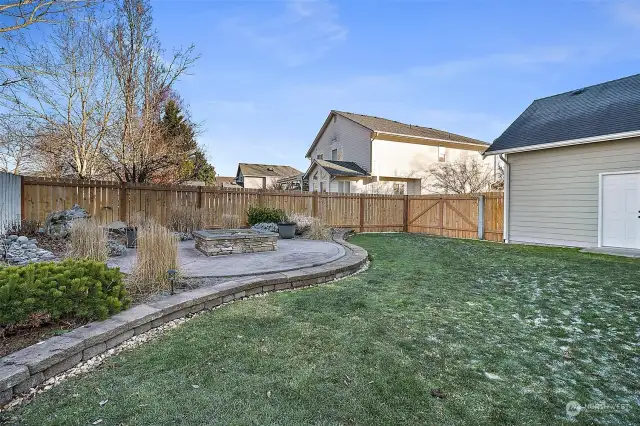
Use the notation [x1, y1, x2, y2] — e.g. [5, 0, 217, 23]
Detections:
[306, 110, 488, 158]
[485, 73, 640, 154]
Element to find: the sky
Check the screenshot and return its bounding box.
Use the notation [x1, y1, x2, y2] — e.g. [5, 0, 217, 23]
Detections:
[152, 0, 640, 177]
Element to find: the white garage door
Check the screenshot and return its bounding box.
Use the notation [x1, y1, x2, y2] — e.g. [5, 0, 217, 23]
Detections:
[602, 172, 640, 249]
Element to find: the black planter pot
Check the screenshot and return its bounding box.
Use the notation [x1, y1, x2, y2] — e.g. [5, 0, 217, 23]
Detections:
[125, 227, 137, 248]
[277, 222, 296, 239]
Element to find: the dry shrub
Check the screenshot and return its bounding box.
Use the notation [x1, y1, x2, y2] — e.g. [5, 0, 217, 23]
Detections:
[129, 220, 178, 298]
[167, 206, 206, 234]
[221, 214, 240, 229]
[68, 219, 109, 262]
[287, 212, 313, 235]
[307, 218, 332, 240]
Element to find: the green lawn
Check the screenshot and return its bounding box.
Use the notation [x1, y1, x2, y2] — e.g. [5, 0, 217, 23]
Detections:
[9, 234, 640, 425]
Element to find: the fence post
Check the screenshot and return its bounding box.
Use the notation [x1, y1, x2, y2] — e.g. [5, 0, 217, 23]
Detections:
[477, 194, 485, 240]
[438, 197, 444, 235]
[119, 182, 127, 223]
[359, 195, 364, 232]
[20, 174, 25, 224]
[403, 195, 409, 233]
[312, 192, 318, 217]
[258, 189, 264, 207]
[197, 186, 203, 209]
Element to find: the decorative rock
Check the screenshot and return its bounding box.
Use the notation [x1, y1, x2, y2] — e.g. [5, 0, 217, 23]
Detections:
[251, 222, 278, 233]
[106, 240, 126, 257]
[1, 237, 57, 265]
[43, 204, 89, 238]
[105, 221, 127, 231]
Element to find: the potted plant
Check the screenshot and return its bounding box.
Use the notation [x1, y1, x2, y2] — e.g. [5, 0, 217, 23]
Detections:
[277, 221, 296, 239]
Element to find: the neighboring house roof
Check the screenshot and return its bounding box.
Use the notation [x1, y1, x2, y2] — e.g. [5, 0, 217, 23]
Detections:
[306, 110, 489, 158]
[237, 163, 302, 178]
[215, 176, 235, 184]
[485, 73, 640, 155]
[214, 176, 240, 188]
[303, 159, 369, 179]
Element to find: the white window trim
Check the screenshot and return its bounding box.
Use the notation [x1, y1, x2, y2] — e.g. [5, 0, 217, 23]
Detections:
[597, 169, 640, 248]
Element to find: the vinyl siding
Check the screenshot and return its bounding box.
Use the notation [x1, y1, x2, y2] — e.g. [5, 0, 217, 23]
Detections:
[508, 137, 640, 247]
[310, 115, 372, 172]
[371, 138, 485, 177]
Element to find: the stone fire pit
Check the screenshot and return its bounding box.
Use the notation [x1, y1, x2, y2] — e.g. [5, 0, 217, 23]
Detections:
[193, 229, 278, 256]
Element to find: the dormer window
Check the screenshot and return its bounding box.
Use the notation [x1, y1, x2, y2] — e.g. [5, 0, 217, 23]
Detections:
[331, 149, 338, 161]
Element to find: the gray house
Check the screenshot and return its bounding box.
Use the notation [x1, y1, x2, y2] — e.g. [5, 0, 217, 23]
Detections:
[484, 74, 640, 250]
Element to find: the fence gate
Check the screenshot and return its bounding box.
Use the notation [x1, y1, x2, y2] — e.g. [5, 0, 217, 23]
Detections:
[407, 195, 480, 240]
[0, 172, 22, 233]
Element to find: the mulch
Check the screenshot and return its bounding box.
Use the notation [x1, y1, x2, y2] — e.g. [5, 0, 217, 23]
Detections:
[1, 317, 87, 358]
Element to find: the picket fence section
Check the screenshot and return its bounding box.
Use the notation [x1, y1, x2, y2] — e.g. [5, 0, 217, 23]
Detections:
[18, 176, 503, 242]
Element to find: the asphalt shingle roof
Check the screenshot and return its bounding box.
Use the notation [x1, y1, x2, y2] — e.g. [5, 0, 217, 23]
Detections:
[485, 73, 640, 154]
[334, 111, 488, 146]
[315, 160, 368, 177]
[238, 163, 301, 177]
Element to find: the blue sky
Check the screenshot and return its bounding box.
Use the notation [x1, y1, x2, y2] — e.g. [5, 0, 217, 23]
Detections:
[153, 0, 640, 177]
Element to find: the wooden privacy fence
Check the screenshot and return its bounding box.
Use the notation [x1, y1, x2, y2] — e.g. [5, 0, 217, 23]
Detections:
[17, 176, 503, 242]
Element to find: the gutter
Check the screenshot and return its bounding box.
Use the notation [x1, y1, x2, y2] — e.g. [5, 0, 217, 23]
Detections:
[484, 129, 640, 156]
[499, 154, 510, 244]
[373, 131, 489, 149]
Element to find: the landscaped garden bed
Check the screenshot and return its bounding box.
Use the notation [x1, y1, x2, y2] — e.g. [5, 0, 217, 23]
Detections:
[5, 234, 639, 425]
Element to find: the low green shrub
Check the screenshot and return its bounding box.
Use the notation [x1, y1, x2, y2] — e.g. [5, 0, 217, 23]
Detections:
[247, 206, 285, 226]
[0, 260, 130, 328]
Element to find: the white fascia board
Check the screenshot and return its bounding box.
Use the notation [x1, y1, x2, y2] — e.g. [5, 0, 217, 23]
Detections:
[483, 130, 640, 156]
[373, 131, 489, 148]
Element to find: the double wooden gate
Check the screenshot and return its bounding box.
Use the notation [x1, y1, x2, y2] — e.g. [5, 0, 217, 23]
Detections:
[407, 194, 503, 242]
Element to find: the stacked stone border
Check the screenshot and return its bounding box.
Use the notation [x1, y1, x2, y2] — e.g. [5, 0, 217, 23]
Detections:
[0, 231, 367, 407]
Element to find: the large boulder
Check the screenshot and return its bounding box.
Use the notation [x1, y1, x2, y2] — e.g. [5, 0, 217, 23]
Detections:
[43, 204, 89, 238]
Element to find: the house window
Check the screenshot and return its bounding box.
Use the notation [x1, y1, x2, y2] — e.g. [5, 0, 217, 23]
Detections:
[317, 154, 323, 160]
[311, 183, 317, 192]
[319, 182, 325, 192]
[438, 146, 446, 162]
[338, 181, 351, 194]
[331, 148, 338, 161]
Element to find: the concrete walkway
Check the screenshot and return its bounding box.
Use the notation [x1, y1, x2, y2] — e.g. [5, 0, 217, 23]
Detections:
[580, 246, 640, 258]
[108, 239, 345, 277]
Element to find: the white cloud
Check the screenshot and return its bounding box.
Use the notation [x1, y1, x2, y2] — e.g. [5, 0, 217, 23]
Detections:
[409, 47, 573, 78]
[219, 0, 347, 66]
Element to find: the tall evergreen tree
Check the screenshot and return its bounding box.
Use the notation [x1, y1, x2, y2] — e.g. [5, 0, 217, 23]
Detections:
[161, 99, 215, 184]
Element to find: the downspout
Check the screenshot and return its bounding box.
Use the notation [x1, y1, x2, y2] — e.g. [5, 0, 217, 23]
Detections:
[499, 154, 510, 243]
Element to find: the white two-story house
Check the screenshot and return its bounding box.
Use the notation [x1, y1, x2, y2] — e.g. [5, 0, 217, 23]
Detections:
[303, 111, 492, 194]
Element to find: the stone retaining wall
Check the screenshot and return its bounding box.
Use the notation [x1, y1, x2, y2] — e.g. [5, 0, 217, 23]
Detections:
[0, 232, 367, 406]
[194, 229, 278, 256]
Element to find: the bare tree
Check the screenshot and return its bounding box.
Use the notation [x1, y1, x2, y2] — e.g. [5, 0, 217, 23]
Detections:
[0, 9, 116, 178]
[424, 157, 494, 194]
[0, 0, 98, 34]
[0, 118, 32, 173]
[101, 0, 198, 183]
